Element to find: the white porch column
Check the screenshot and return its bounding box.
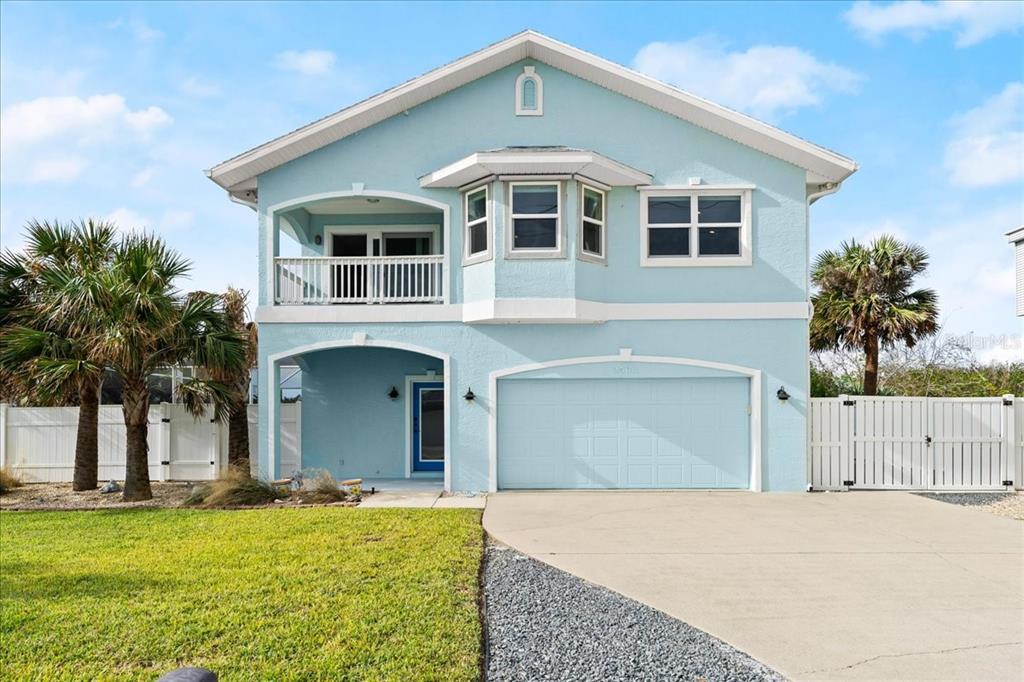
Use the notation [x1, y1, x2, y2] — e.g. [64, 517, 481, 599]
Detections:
[261, 360, 282, 481]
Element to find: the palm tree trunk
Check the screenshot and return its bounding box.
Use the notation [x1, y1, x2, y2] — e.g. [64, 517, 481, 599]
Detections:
[227, 398, 250, 470]
[71, 376, 100, 491]
[121, 378, 153, 501]
[863, 332, 880, 396]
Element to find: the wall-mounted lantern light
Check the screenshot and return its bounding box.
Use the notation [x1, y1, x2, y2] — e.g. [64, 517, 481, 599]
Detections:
[776, 386, 790, 401]
[387, 386, 400, 400]
[314, 234, 323, 245]
[463, 387, 475, 401]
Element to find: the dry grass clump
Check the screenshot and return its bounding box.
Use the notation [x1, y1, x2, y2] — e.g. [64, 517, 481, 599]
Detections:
[295, 470, 356, 504]
[185, 467, 283, 508]
[0, 465, 24, 495]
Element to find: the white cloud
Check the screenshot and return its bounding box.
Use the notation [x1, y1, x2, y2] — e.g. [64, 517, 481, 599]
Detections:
[107, 17, 162, 43]
[105, 207, 150, 232]
[130, 167, 155, 188]
[28, 157, 86, 183]
[180, 77, 222, 98]
[944, 82, 1023, 187]
[845, 1, 1024, 47]
[105, 207, 194, 233]
[632, 38, 862, 120]
[0, 94, 171, 151]
[273, 49, 336, 76]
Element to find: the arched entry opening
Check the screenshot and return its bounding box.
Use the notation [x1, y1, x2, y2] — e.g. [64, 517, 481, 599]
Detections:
[265, 338, 451, 490]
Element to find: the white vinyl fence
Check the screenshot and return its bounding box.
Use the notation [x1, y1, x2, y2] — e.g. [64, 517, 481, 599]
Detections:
[810, 395, 1019, 491]
[0, 403, 301, 482]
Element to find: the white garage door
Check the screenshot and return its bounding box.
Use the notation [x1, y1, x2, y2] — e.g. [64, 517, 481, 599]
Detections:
[498, 377, 750, 489]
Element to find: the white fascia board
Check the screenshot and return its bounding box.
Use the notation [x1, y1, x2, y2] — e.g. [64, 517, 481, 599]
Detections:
[255, 304, 463, 324]
[1007, 227, 1024, 244]
[255, 299, 810, 324]
[208, 31, 856, 193]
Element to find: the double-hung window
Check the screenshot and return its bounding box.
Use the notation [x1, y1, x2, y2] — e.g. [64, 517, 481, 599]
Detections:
[579, 185, 606, 263]
[641, 189, 751, 266]
[463, 185, 490, 264]
[508, 182, 562, 257]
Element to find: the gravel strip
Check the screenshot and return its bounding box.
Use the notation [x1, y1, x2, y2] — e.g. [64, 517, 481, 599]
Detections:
[915, 492, 1024, 520]
[483, 542, 784, 682]
[0, 482, 193, 510]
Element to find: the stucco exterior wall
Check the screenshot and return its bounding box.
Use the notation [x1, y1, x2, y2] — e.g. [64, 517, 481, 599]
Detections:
[258, 320, 809, 492]
[252, 58, 815, 493]
[256, 59, 809, 307]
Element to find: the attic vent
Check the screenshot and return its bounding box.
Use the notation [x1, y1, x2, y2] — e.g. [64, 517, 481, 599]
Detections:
[515, 66, 543, 116]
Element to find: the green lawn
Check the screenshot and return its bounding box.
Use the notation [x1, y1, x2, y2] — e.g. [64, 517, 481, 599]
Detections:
[0, 508, 483, 681]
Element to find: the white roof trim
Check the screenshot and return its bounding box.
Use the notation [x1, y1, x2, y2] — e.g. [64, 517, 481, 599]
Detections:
[207, 30, 857, 193]
[1007, 227, 1024, 244]
[420, 149, 652, 188]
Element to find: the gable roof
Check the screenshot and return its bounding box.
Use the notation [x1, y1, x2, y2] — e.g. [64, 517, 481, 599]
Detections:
[206, 30, 857, 200]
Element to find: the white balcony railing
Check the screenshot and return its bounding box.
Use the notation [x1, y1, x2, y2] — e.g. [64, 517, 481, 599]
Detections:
[274, 256, 444, 304]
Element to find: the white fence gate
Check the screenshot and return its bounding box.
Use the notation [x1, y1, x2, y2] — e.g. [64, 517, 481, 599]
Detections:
[810, 395, 1018, 491]
[0, 403, 301, 482]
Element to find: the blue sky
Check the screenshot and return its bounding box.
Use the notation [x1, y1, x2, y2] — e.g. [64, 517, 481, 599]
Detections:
[1, 1, 1022, 358]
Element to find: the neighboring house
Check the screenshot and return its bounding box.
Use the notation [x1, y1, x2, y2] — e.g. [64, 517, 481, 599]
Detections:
[206, 31, 856, 492]
[1009, 227, 1024, 316]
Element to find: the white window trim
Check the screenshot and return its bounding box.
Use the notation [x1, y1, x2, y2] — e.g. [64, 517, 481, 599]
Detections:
[505, 181, 565, 259]
[515, 65, 543, 116]
[578, 184, 607, 265]
[462, 183, 492, 266]
[639, 188, 752, 267]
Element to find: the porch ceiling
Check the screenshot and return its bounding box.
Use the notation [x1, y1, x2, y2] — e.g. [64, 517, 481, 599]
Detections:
[300, 196, 443, 215]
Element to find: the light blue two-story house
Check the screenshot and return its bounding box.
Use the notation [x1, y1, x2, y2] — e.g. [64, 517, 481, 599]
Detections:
[207, 31, 856, 493]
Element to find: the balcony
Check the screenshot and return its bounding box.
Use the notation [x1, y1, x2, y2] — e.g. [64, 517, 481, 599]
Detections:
[274, 255, 444, 305]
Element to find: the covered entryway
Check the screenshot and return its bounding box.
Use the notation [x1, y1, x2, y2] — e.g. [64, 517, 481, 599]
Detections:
[497, 376, 750, 489]
[264, 340, 450, 487]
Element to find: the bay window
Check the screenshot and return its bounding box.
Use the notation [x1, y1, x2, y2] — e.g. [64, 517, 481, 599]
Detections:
[463, 185, 490, 264]
[579, 184, 606, 262]
[508, 182, 562, 257]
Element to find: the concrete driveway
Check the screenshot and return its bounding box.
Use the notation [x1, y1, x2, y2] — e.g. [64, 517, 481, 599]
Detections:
[483, 491, 1023, 680]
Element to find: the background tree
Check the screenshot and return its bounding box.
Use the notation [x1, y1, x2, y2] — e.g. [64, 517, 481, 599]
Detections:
[0, 220, 116, 490]
[179, 287, 256, 470]
[80, 233, 247, 501]
[810, 235, 939, 395]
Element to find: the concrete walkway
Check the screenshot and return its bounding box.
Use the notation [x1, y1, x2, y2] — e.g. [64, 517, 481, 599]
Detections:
[483, 491, 1023, 680]
[357, 479, 485, 508]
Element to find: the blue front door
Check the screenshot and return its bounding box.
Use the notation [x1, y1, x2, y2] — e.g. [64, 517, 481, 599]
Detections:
[412, 381, 444, 472]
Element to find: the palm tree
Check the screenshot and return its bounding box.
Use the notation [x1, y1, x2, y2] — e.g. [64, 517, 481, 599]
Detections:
[810, 235, 939, 395]
[76, 233, 247, 501]
[180, 287, 256, 470]
[0, 220, 116, 490]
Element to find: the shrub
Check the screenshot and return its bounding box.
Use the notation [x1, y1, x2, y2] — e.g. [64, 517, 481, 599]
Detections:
[185, 467, 284, 508]
[0, 466, 23, 495]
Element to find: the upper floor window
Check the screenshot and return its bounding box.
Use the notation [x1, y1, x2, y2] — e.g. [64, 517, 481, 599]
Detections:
[640, 188, 752, 267]
[463, 184, 490, 264]
[515, 66, 543, 116]
[508, 182, 562, 257]
[579, 185, 606, 263]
